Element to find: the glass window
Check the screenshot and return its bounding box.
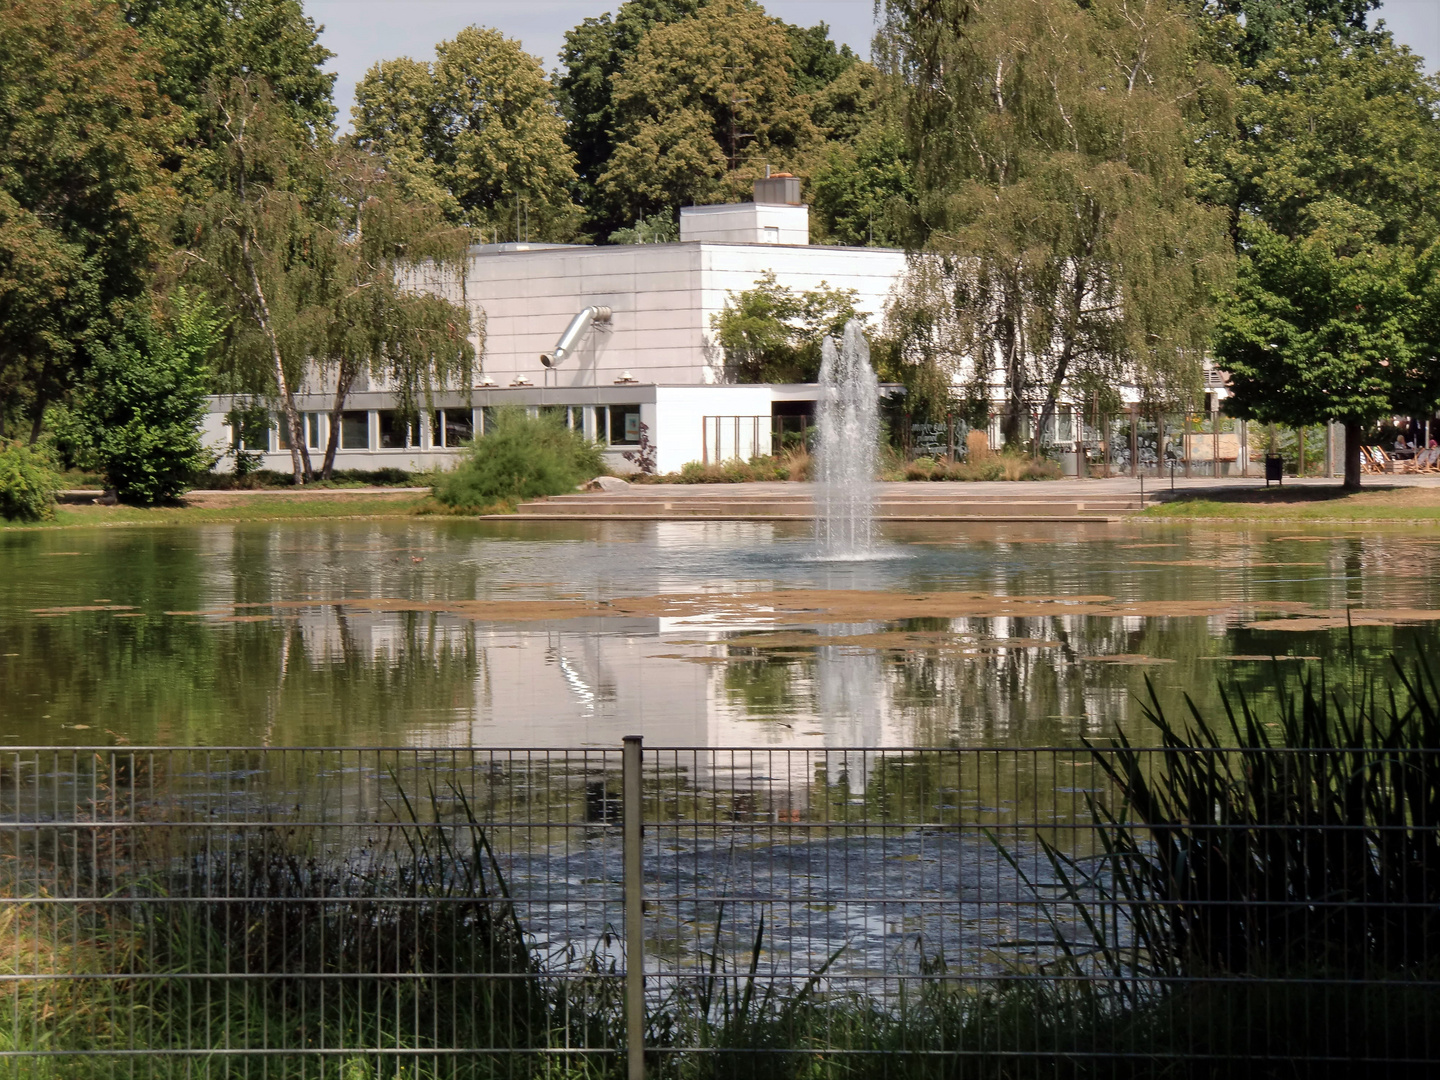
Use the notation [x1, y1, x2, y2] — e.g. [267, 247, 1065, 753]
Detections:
[607, 405, 641, 446]
[227, 408, 271, 452]
[243, 424, 271, 452]
[478, 406, 494, 435]
[276, 414, 291, 450]
[446, 410, 474, 445]
[340, 410, 370, 450]
[306, 412, 325, 449]
[378, 410, 416, 449]
[540, 405, 586, 431]
[432, 410, 473, 448]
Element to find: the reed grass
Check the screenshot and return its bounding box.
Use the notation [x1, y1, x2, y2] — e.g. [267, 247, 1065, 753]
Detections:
[1011, 652, 1440, 1071]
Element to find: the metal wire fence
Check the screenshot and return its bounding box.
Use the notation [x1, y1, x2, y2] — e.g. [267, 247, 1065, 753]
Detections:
[2, 742, 1437, 1077]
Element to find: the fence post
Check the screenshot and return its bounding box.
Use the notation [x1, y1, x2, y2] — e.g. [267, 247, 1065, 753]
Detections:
[623, 734, 645, 1080]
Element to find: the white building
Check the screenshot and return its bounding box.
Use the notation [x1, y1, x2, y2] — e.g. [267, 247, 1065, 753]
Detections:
[206, 177, 908, 476]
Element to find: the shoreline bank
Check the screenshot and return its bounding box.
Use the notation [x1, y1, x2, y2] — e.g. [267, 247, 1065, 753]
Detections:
[7, 476, 1440, 529]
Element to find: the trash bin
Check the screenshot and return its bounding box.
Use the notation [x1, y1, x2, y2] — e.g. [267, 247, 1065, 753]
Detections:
[1265, 455, 1284, 484]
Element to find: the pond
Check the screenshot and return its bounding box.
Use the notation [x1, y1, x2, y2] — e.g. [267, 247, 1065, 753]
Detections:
[1, 518, 1436, 748]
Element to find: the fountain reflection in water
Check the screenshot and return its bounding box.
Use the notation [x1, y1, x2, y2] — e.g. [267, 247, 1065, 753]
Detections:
[814, 320, 880, 558]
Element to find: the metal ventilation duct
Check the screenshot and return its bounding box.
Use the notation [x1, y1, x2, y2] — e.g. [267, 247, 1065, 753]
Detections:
[541, 306, 612, 367]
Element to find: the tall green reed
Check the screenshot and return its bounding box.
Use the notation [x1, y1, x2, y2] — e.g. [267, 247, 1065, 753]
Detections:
[1012, 653, 1440, 1068]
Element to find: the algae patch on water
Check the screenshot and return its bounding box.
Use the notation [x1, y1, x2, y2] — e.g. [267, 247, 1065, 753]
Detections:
[138, 588, 1398, 634]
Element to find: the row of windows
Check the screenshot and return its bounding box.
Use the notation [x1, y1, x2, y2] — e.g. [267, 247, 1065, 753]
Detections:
[233, 406, 643, 452]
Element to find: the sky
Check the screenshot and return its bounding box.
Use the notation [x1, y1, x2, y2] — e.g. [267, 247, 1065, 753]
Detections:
[309, 0, 1440, 129]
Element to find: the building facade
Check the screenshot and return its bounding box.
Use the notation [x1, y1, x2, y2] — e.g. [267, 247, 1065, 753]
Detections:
[206, 182, 908, 475]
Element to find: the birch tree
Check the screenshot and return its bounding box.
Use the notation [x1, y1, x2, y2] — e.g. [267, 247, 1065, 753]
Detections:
[880, 0, 1232, 445]
[185, 81, 475, 483]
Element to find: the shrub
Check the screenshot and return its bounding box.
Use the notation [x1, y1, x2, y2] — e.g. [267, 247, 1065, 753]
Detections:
[432, 407, 604, 508]
[904, 456, 937, 481]
[67, 290, 222, 505]
[649, 448, 810, 484]
[891, 444, 1060, 482]
[0, 441, 59, 521]
[621, 421, 657, 474]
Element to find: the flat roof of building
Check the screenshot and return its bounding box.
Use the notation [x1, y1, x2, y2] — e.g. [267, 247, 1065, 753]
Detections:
[466, 239, 905, 257]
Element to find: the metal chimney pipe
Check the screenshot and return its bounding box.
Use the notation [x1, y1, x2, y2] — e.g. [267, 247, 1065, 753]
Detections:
[541, 306, 612, 367]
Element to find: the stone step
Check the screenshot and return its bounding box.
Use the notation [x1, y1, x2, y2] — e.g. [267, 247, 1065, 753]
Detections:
[516, 484, 1158, 520]
[543, 491, 1145, 503]
[516, 499, 1144, 519]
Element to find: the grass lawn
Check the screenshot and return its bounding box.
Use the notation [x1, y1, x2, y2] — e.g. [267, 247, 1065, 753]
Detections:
[1146, 483, 1440, 521]
[2, 491, 435, 530]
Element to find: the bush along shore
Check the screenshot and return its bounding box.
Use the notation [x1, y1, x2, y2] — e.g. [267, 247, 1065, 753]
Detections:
[4, 656, 1438, 1077]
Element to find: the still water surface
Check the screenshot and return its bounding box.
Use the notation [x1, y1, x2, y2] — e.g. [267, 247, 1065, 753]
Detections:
[1, 519, 1436, 748]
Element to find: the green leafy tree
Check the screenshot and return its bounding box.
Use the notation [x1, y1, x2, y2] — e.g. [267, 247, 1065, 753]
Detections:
[0, 441, 60, 521]
[880, 0, 1233, 446]
[557, 0, 701, 239]
[1207, 0, 1377, 67]
[875, 256, 970, 421]
[811, 128, 914, 247]
[601, 0, 819, 226]
[0, 0, 174, 443]
[309, 149, 477, 478]
[67, 289, 221, 505]
[608, 211, 680, 245]
[710, 271, 865, 381]
[1221, 27, 1440, 249]
[1212, 26, 1440, 488]
[352, 26, 580, 240]
[560, 2, 864, 240]
[786, 20, 858, 94]
[181, 80, 324, 482]
[122, 0, 335, 137]
[1216, 212, 1424, 488]
[186, 81, 477, 483]
[807, 61, 915, 247]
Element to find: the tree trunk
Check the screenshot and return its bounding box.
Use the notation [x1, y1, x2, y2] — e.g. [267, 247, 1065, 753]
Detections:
[27, 392, 47, 445]
[1034, 248, 1091, 456]
[321, 413, 341, 479]
[999, 304, 1025, 448]
[321, 363, 359, 480]
[1343, 420, 1362, 491]
[241, 233, 306, 485]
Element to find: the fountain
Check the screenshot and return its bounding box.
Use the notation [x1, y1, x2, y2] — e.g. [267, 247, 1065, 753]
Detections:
[814, 320, 880, 558]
